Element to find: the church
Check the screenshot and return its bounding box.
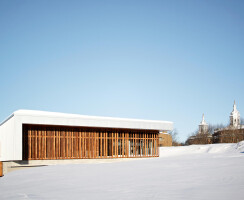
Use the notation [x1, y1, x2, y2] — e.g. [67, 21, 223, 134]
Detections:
[213, 101, 244, 143]
[186, 114, 212, 145]
[187, 101, 244, 145]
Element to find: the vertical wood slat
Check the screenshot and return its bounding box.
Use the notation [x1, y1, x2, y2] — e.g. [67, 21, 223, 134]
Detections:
[92, 130, 96, 158]
[152, 134, 155, 156]
[146, 133, 148, 157]
[71, 129, 73, 158]
[88, 131, 90, 158]
[53, 129, 55, 159]
[116, 132, 118, 158]
[144, 133, 146, 157]
[38, 129, 40, 159]
[103, 132, 105, 158]
[92, 131, 94, 158]
[55, 129, 58, 159]
[0, 162, 3, 177]
[105, 132, 107, 157]
[40, 129, 42, 159]
[84, 132, 87, 158]
[96, 131, 98, 158]
[154, 133, 156, 156]
[44, 128, 46, 159]
[156, 133, 159, 157]
[122, 133, 124, 157]
[79, 131, 81, 158]
[90, 131, 92, 158]
[32, 128, 35, 159]
[82, 132, 85, 158]
[65, 130, 68, 159]
[34, 129, 37, 159]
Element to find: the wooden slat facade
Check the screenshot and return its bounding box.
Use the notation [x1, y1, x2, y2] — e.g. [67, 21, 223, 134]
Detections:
[22, 124, 159, 160]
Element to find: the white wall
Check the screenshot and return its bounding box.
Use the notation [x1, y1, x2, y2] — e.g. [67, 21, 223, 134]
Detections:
[0, 116, 16, 161]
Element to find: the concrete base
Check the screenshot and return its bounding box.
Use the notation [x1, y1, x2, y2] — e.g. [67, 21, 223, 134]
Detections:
[1, 157, 148, 176]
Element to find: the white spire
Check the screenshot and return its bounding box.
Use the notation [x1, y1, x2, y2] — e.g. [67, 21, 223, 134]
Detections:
[199, 113, 208, 134]
[230, 100, 240, 127]
[232, 100, 237, 113]
[200, 113, 207, 125]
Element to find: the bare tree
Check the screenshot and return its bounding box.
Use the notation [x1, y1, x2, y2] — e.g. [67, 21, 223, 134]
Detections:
[208, 123, 225, 135]
[241, 117, 244, 125]
[168, 129, 180, 146]
[185, 129, 198, 145]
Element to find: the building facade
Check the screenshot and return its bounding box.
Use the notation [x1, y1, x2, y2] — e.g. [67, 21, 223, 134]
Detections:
[0, 110, 173, 176]
[158, 132, 172, 147]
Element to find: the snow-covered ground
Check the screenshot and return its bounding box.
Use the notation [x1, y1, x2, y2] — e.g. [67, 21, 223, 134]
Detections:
[1, 142, 244, 200]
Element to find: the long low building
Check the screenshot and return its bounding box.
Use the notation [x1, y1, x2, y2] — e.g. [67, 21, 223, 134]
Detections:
[0, 110, 173, 175]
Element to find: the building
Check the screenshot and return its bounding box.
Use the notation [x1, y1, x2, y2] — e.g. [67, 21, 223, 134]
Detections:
[213, 101, 244, 143]
[0, 110, 173, 176]
[199, 114, 208, 134]
[229, 100, 241, 128]
[158, 132, 172, 147]
[186, 114, 212, 145]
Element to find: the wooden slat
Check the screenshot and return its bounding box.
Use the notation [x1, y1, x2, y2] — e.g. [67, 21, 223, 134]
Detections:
[53, 129, 55, 159]
[82, 131, 85, 158]
[38, 128, 40, 159]
[71, 129, 73, 158]
[0, 162, 3, 177]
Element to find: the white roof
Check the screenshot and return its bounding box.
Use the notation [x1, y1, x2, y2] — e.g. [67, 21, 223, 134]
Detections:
[1, 109, 173, 131]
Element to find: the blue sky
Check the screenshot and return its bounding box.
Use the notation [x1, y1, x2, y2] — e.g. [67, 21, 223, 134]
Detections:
[1, 0, 244, 142]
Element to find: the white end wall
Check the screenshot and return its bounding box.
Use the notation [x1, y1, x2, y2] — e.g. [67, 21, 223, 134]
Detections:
[0, 116, 20, 161]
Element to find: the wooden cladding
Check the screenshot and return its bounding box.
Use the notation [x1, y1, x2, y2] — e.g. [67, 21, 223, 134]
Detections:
[22, 124, 159, 160]
[0, 162, 3, 177]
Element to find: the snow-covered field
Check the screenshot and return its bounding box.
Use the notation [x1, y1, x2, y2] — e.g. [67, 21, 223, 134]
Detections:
[1, 142, 244, 200]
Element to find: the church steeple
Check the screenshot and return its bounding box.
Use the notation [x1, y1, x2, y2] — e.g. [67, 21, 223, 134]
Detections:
[199, 113, 208, 134]
[230, 100, 240, 127]
[200, 113, 207, 125]
[233, 100, 237, 112]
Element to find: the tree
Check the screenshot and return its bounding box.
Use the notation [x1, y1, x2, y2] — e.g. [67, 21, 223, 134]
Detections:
[208, 123, 225, 135]
[168, 129, 181, 146]
[241, 117, 244, 125]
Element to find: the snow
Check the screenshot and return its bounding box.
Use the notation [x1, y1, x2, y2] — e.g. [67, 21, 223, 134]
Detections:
[160, 142, 244, 157]
[13, 109, 173, 125]
[1, 142, 244, 200]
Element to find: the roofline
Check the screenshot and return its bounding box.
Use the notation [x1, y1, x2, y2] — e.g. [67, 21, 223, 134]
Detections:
[14, 109, 173, 124]
[1, 110, 173, 130]
[0, 113, 14, 126]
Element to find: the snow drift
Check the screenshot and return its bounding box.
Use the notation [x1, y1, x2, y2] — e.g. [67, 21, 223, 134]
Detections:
[160, 140, 244, 157]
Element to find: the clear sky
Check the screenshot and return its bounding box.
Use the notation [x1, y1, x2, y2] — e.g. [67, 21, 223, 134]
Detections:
[1, 0, 244, 142]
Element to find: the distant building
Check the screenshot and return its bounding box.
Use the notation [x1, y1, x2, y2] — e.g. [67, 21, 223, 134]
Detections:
[213, 101, 244, 143]
[229, 100, 241, 128]
[158, 132, 172, 147]
[199, 114, 208, 134]
[186, 114, 212, 145]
